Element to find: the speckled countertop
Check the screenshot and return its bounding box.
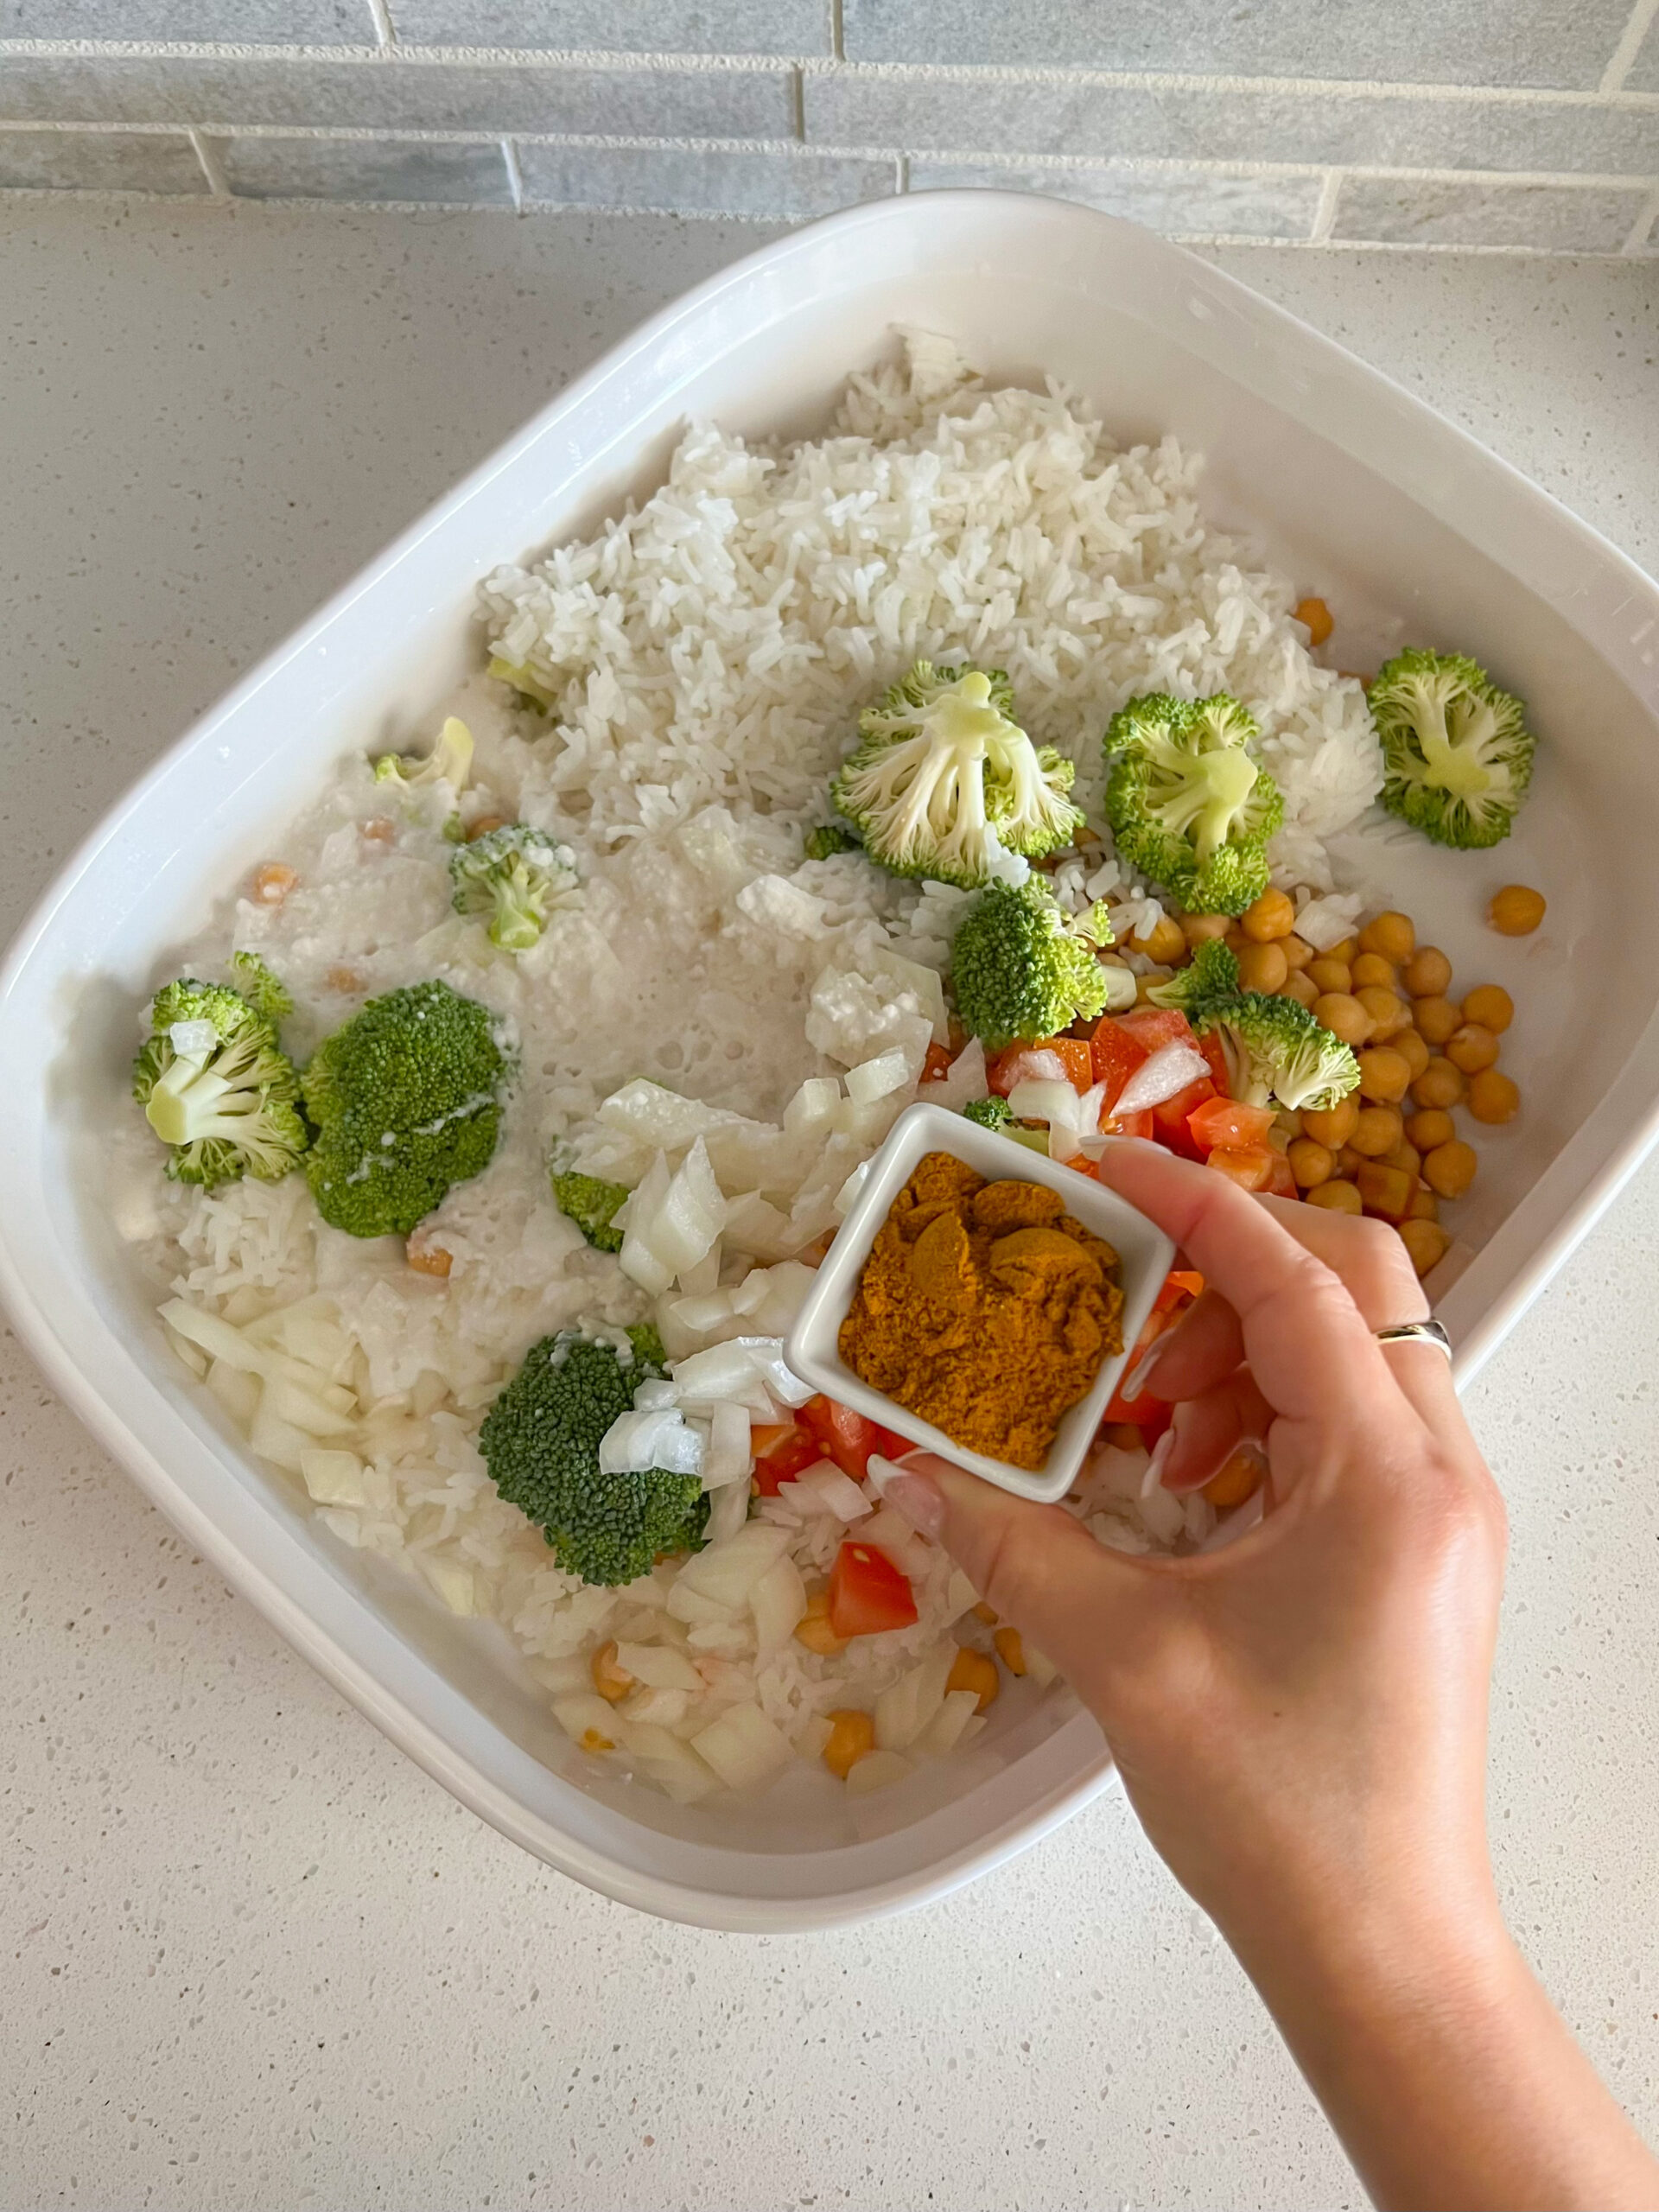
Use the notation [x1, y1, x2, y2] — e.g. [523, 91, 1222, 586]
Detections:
[2, 201, 1656, 2212]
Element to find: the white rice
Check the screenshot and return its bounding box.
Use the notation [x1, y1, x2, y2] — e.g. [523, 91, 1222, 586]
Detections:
[120, 333, 1382, 1802]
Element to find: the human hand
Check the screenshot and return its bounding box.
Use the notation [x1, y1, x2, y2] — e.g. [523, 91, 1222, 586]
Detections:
[886, 1138, 1508, 1974]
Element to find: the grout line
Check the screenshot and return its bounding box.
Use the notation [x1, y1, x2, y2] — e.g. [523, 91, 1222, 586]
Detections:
[895, 151, 909, 194]
[830, 0, 845, 63]
[791, 67, 805, 140]
[2, 39, 1658, 110]
[1600, 0, 1659, 94]
[499, 133, 523, 212]
[1308, 168, 1343, 240]
[366, 0, 397, 51]
[187, 126, 229, 196]
[1621, 181, 1659, 246]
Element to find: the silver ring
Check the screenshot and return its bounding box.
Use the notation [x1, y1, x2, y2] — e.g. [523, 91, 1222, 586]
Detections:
[1374, 1319, 1452, 1358]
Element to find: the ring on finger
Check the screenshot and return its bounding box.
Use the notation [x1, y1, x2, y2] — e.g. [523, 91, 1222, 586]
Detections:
[1373, 1319, 1452, 1359]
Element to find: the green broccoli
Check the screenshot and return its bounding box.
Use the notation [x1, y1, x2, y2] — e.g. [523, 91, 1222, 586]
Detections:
[803, 823, 862, 861]
[228, 950, 293, 1027]
[479, 1332, 709, 1587]
[1104, 693, 1283, 916]
[132, 979, 308, 1189]
[372, 715, 474, 794]
[1147, 937, 1241, 1018]
[301, 980, 509, 1238]
[486, 655, 556, 713]
[449, 823, 579, 952]
[552, 1167, 631, 1254]
[1193, 992, 1360, 1114]
[1370, 648, 1535, 849]
[961, 1095, 1014, 1129]
[950, 880, 1110, 1052]
[626, 1320, 667, 1369]
[830, 660, 1082, 887]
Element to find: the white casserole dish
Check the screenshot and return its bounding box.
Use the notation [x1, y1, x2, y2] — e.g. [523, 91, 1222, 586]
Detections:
[3, 193, 1658, 1932]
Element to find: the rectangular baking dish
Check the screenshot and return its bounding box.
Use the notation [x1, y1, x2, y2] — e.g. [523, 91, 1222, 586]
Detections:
[3, 192, 1657, 1931]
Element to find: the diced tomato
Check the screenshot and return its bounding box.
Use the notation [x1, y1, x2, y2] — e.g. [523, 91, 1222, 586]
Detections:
[1154, 1267, 1205, 1313]
[1187, 1096, 1276, 1155]
[1266, 1147, 1298, 1199]
[1103, 1107, 1154, 1140]
[798, 1395, 908, 1482]
[1152, 1076, 1217, 1159]
[1088, 1016, 1149, 1107]
[828, 1540, 919, 1638]
[1206, 1144, 1275, 1192]
[920, 1041, 956, 1084]
[1116, 1006, 1196, 1053]
[1196, 1029, 1232, 1096]
[987, 1037, 1094, 1096]
[750, 1421, 821, 1497]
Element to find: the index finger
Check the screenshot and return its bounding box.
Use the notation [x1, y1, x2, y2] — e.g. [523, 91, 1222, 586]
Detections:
[1098, 1138, 1396, 1426]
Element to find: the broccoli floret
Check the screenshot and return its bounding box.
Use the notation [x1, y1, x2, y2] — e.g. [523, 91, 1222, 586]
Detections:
[372, 715, 474, 794]
[486, 655, 556, 713]
[301, 980, 508, 1238]
[132, 978, 308, 1189]
[831, 660, 1082, 887]
[228, 950, 293, 1027]
[449, 823, 579, 953]
[950, 880, 1109, 1052]
[626, 1320, 667, 1369]
[1104, 693, 1283, 916]
[961, 1096, 1014, 1129]
[803, 823, 862, 861]
[1195, 992, 1360, 1114]
[1370, 648, 1535, 849]
[552, 1168, 630, 1254]
[1147, 938, 1241, 1018]
[479, 1333, 709, 1587]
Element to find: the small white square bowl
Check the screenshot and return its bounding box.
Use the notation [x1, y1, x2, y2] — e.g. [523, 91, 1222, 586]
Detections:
[786, 1103, 1177, 1505]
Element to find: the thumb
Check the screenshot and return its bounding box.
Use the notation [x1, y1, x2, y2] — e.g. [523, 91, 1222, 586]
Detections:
[885, 1452, 1158, 1691]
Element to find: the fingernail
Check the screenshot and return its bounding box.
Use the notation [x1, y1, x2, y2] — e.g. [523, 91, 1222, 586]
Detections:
[1141, 1427, 1175, 1497]
[886, 1470, 945, 1541]
[1121, 1332, 1168, 1405]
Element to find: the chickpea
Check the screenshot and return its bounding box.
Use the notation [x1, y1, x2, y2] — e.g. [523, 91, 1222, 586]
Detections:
[1280, 933, 1313, 971]
[1288, 1137, 1336, 1189]
[1357, 1161, 1415, 1224]
[1413, 995, 1463, 1046]
[1350, 1104, 1404, 1158]
[1241, 887, 1296, 942]
[1294, 595, 1334, 646]
[993, 1626, 1027, 1676]
[1446, 1022, 1500, 1076]
[1225, 925, 1250, 954]
[1357, 985, 1409, 1038]
[1301, 1096, 1360, 1148]
[823, 1709, 876, 1780]
[1351, 952, 1398, 992]
[1399, 1218, 1452, 1279]
[1412, 1058, 1465, 1111]
[970, 1599, 1001, 1624]
[1307, 957, 1353, 996]
[1423, 1139, 1478, 1199]
[1407, 1108, 1456, 1153]
[467, 813, 509, 841]
[325, 963, 365, 995]
[1358, 912, 1416, 964]
[1306, 1179, 1363, 1215]
[1402, 945, 1453, 998]
[1135, 968, 1175, 1003]
[1467, 1069, 1521, 1125]
[360, 817, 396, 845]
[1205, 1448, 1266, 1508]
[1489, 884, 1546, 937]
[251, 861, 298, 906]
[1357, 1046, 1413, 1103]
[1132, 914, 1187, 965]
[1313, 991, 1371, 1046]
[947, 1646, 1001, 1714]
[1327, 936, 1360, 964]
[795, 1587, 849, 1656]
[1338, 1145, 1368, 1178]
[1408, 1184, 1440, 1223]
[1236, 939, 1288, 993]
[590, 1641, 634, 1703]
[1276, 1109, 1304, 1141]
[1281, 969, 1320, 1008]
[1180, 911, 1232, 945]
[1393, 1027, 1431, 1081]
[1461, 983, 1514, 1034]
[405, 1233, 452, 1279]
[1384, 1139, 1423, 1180]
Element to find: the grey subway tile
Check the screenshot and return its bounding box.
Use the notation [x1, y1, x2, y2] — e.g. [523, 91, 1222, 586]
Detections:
[0, 124, 207, 190]
[220, 132, 512, 202]
[805, 69, 1659, 178]
[907, 157, 1320, 239]
[1331, 174, 1648, 250]
[389, 0, 830, 58]
[516, 138, 893, 216]
[0, 0, 372, 39]
[0, 54, 797, 138]
[842, 0, 1634, 93]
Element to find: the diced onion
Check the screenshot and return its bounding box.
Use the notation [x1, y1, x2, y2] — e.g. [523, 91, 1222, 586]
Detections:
[783, 1076, 842, 1135]
[845, 1048, 912, 1105]
[845, 1747, 912, 1796]
[732, 1337, 814, 1408]
[874, 1645, 957, 1751]
[914, 1688, 982, 1757]
[750, 1555, 808, 1655]
[690, 1703, 795, 1792]
[552, 1694, 623, 1748]
[1112, 1042, 1210, 1116]
[615, 1719, 720, 1804]
[298, 1447, 366, 1507]
[794, 1461, 872, 1522]
[618, 1151, 674, 1294]
[167, 1019, 218, 1059]
[703, 1478, 753, 1546]
[674, 1520, 794, 1608]
[931, 1035, 988, 1110]
[700, 1400, 752, 1491]
[598, 1407, 706, 1478]
[613, 1642, 704, 1691]
[834, 1162, 870, 1217]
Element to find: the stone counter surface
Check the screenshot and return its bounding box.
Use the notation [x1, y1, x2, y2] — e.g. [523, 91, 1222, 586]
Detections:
[2, 199, 1657, 2211]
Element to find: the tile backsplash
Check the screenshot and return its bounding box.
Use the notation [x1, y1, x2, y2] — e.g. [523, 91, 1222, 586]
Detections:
[0, 0, 1655, 252]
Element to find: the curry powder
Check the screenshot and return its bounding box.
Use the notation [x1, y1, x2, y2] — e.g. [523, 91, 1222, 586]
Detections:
[838, 1150, 1124, 1470]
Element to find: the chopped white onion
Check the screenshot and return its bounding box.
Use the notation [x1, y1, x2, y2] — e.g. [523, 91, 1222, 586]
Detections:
[613, 1641, 704, 1692]
[1097, 963, 1138, 1013]
[845, 1047, 912, 1105]
[650, 1137, 727, 1277]
[598, 1407, 706, 1478]
[298, 1447, 366, 1508]
[1113, 1042, 1210, 1116]
[629, 1376, 680, 1413]
[834, 1161, 870, 1217]
[702, 1478, 753, 1547]
[551, 1693, 622, 1747]
[666, 1287, 734, 1333]
[794, 1460, 872, 1522]
[690, 1703, 795, 1793]
[617, 1151, 675, 1294]
[861, 1503, 932, 1579]
[874, 1645, 957, 1751]
[732, 1337, 815, 1408]
[1007, 1077, 1079, 1128]
[168, 1018, 218, 1059]
[783, 1075, 842, 1135]
[845, 1748, 912, 1796]
[674, 1519, 793, 1608]
[615, 1719, 720, 1804]
[931, 1034, 988, 1110]
[750, 1555, 807, 1655]
[700, 1400, 753, 1491]
[914, 1688, 982, 1758]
